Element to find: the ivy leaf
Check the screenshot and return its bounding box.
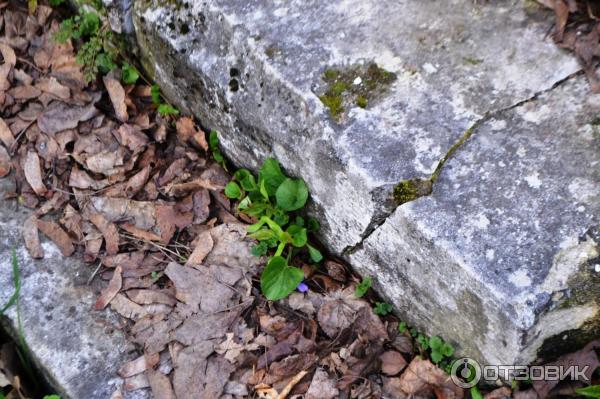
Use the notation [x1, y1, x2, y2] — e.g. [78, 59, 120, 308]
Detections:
[307, 244, 322, 263]
[261, 256, 304, 300]
[259, 158, 286, 196]
[224, 181, 242, 199]
[122, 63, 140, 85]
[276, 178, 308, 211]
[354, 276, 372, 298]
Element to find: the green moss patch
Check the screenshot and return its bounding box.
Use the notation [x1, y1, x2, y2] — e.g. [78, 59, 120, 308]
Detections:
[318, 62, 396, 121]
[393, 178, 433, 205]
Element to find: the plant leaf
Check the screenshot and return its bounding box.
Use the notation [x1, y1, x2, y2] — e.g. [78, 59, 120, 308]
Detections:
[577, 385, 600, 398]
[259, 158, 286, 196]
[307, 244, 322, 262]
[276, 178, 308, 211]
[260, 256, 304, 300]
[122, 63, 140, 85]
[224, 181, 242, 199]
[355, 276, 372, 298]
[287, 225, 307, 247]
[429, 336, 442, 350]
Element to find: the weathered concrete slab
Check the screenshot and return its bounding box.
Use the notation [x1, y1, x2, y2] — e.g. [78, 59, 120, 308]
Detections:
[348, 75, 600, 365]
[105, 0, 599, 364]
[0, 178, 149, 399]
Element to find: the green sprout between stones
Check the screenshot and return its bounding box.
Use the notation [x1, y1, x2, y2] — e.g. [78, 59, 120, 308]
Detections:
[354, 276, 372, 298]
[223, 154, 322, 300]
[373, 302, 393, 316]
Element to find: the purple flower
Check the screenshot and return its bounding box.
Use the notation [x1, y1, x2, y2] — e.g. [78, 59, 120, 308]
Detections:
[297, 282, 309, 293]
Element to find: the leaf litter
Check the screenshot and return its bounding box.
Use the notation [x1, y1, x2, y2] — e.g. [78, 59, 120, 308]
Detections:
[0, 2, 598, 399]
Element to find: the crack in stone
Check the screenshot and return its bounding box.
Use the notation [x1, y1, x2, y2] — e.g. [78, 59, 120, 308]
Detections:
[341, 70, 584, 257]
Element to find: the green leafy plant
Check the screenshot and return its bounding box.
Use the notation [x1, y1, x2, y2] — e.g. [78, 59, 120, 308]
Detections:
[354, 276, 372, 298]
[121, 63, 139, 85]
[577, 385, 600, 398]
[43, 395, 62, 399]
[224, 157, 322, 300]
[157, 104, 179, 116]
[49, 0, 65, 6]
[470, 386, 483, 399]
[373, 302, 393, 315]
[428, 335, 455, 364]
[209, 131, 227, 170]
[398, 321, 408, 333]
[55, 10, 117, 82]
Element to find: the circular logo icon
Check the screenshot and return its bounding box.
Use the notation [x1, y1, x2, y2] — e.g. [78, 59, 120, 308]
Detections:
[451, 357, 481, 388]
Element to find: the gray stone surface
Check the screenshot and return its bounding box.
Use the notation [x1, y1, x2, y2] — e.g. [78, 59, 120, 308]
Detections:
[106, 0, 599, 364]
[0, 178, 149, 399]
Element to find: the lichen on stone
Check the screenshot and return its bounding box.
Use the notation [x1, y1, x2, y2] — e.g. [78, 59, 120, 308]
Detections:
[393, 178, 432, 204]
[318, 62, 396, 121]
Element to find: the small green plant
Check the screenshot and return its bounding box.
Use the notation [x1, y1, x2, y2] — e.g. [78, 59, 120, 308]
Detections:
[373, 302, 393, 315]
[43, 395, 62, 399]
[49, 0, 65, 6]
[354, 276, 372, 298]
[428, 335, 455, 364]
[209, 131, 227, 171]
[224, 157, 322, 300]
[577, 385, 600, 398]
[470, 386, 483, 399]
[398, 321, 408, 333]
[121, 63, 139, 85]
[150, 84, 179, 118]
[157, 104, 179, 116]
[55, 9, 117, 82]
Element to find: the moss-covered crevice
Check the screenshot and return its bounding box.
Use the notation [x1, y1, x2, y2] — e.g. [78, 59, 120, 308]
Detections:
[318, 62, 396, 121]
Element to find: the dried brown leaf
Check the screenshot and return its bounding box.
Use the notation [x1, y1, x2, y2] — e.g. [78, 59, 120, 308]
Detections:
[118, 353, 160, 378]
[185, 230, 213, 267]
[0, 118, 15, 149]
[37, 94, 100, 134]
[94, 266, 122, 310]
[0, 145, 10, 177]
[380, 351, 407, 376]
[147, 368, 176, 399]
[23, 215, 43, 259]
[22, 150, 46, 196]
[36, 219, 74, 256]
[110, 293, 147, 320]
[397, 357, 463, 399]
[103, 76, 128, 122]
[305, 368, 339, 399]
[126, 289, 176, 306]
[88, 212, 120, 255]
[117, 124, 148, 153]
[35, 77, 70, 100]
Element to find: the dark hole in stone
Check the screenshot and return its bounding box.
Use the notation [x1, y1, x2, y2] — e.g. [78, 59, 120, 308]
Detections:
[180, 23, 190, 34]
[229, 78, 239, 92]
[168, 21, 176, 31]
[179, 48, 187, 54]
[230, 67, 239, 77]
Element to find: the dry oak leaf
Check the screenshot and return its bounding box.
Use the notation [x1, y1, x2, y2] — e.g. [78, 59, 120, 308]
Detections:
[94, 266, 122, 310]
[22, 150, 46, 196]
[147, 368, 176, 399]
[118, 353, 160, 378]
[35, 77, 70, 100]
[110, 293, 148, 321]
[305, 368, 339, 399]
[103, 76, 128, 122]
[37, 93, 100, 134]
[36, 219, 74, 256]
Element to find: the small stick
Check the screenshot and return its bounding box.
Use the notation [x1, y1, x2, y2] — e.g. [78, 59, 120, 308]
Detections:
[276, 370, 308, 399]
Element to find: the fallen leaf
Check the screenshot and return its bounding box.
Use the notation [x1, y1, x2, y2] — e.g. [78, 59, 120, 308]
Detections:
[317, 289, 368, 338]
[110, 293, 147, 320]
[126, 289, 176, 306]
[22, 150, 46, 196]
[88, 212, 120, 255]
[123, 373, 150, 391]
[120, 223, 163, 242]
[90, 196, 156, 230]
[0, 118, 15, 149]
[10, 85, 42, 100]
[94, 266, 122, 310]
[216, 332, 245, 363]
[118, 353, 160, 378]
[103, 76, 128, 122]
[147, 368, 176, 399]
[36, 219, 74, 256]
[533, 339, 599, 398]
[305, 368, 339, 399]
[117, 124, 148, 153]
[124, 165, 150, 197]
[397, 357, 463, 399]
[175, 116, 196, 143]
[37, 93, 100, 134]
[0, 145, 10, 177]
[380, 351, 407, 376]
[35, 77, 70, 100]
[192, 188, 210, 224]
[23, 215, 43, 259]
[185, 230, 213, 267]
